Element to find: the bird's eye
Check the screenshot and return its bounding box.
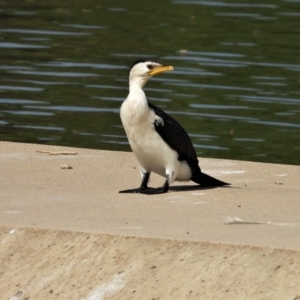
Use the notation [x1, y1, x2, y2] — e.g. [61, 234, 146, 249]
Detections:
[147, 65, 154, 70]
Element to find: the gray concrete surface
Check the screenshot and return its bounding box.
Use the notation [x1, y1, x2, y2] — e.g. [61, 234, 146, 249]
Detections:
[1, 141, 300, 250]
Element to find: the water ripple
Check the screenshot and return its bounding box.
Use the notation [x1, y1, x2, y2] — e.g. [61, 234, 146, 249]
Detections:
[0, 28, 90, 36]
[0, 65, 33, 70]
[3, 110, 54, 116]
[0, 98, 48, 104]
[169, 110, 258, 121]
[18, 80, 79, 86]
[173, 1, 277, 8]
[23, 105, 120, 113]
[166, 82, 258, 92]
[163, 55, 246, 68]
[247, 120, 300, 128]
[165, 53, 300, 70]
[13, 125, 65, 131]
[0, 85, 43, 92]
[60, 24, 108, 29]
[93, 96, 123, 102]
[9, 70, 100, 77]
[0, 42, 49, 49]
[86, 84, 125, 90]
[234, 95, 300, 105]
[194, 143, 228, 150]
[179, 50, 245, 58]
[190, 104, 264, 110]
[37, 61, 126, 69]
[234, 138, 265, 142]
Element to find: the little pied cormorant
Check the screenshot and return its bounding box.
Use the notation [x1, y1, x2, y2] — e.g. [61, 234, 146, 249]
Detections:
[119, 59, 230, 195]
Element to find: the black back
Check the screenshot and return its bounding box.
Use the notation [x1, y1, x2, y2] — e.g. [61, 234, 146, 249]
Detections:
[148, 102, 201, 174]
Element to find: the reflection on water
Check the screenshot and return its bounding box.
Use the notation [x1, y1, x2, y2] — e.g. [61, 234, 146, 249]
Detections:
[0, 0, 300, 165]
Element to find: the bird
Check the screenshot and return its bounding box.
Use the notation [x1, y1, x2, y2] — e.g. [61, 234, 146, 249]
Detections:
[119, 59, 230, 195]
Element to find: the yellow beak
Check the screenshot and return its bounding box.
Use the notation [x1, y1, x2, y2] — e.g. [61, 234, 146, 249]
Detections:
[148, 65, 174, 76]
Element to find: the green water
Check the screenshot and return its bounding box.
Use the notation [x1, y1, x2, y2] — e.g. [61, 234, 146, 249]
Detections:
[1, 0, 300, 165]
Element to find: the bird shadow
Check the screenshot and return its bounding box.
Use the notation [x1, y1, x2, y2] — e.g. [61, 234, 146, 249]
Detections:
[169, 184, 235, 192]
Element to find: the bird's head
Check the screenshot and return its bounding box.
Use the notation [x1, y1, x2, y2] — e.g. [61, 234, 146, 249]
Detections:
[129, 59, 174, 88]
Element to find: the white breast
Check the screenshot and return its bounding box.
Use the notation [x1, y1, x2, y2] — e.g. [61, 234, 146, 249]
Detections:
[120, 89, 191, 183]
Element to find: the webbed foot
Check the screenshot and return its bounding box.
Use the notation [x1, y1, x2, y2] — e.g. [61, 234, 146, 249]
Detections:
[119, 187, 167, 195]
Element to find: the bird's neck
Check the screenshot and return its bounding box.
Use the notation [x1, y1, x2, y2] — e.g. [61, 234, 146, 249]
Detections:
[129, 76, 148, 91]
[128, 79, 148, 107]
[127, 84, 147, 106]
[123, 79, 149, 125]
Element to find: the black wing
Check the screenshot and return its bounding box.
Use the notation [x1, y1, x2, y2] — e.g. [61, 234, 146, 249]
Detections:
[149, 102, 199, 166]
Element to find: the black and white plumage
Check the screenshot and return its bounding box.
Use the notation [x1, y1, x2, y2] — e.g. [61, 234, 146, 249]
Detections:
[120, 59, 229, 194]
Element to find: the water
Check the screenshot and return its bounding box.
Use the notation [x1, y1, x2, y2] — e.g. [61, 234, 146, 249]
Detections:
[0, 0, 300, 165]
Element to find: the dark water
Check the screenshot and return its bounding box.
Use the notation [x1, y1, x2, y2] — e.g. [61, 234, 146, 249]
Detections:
[1, 0, 300, 165]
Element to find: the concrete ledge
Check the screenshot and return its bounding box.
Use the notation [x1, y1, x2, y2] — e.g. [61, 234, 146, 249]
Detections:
[1, 142, 300, 298]
[1, 226, 300, 299]
[1, 141, 299, 249]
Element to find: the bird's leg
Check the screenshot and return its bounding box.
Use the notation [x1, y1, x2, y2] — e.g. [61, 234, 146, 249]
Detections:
[119, 172, 152, 193]
[138, 176, 170, 195]
[144, 176, 169, 194]
[119, 173, 170, 195]
[140, 172, 150, 189]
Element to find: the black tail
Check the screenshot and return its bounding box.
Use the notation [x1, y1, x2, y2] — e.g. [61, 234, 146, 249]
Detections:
[192, 172, 230, 187]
